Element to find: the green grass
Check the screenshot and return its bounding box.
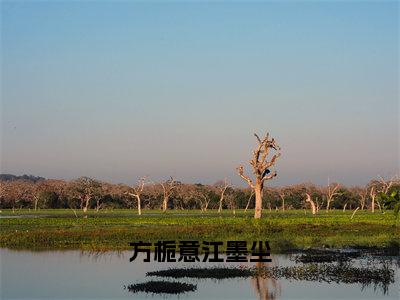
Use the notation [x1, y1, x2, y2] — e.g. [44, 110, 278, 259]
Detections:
[0, 209, 398, 252]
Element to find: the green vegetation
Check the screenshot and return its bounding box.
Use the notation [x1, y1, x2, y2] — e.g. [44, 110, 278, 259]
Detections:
[1, 209, 398, 252]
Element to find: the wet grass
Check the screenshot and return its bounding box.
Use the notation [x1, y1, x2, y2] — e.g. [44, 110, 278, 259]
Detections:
[124, 280, 196, 294]
[262, 263, 394, 294]
[1, 209, 398, 252]
[146, 263, 395, 294]
[291, 242, 399, 263]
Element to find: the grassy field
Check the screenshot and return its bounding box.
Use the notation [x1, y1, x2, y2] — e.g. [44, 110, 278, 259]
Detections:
[0, 209, 398, 252]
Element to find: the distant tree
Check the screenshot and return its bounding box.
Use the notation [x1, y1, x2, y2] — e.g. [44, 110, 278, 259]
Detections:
[215, 178, 230, 213]
[324, 180, 340, 211]
[160, 177, 177, 212]
[37, 191, 59, 209]
[237, 133, 281, 219]
[351, 186, 369, 210]
[69, 177, 103, 214]
[367, 176, 398, 213]
[0, 180, 35, 209]
[192, 184, 214, 212]
[305, 193, 316, 215]
[128, 177, 147, 215]
[0, 174, 45, 183]
[380, 190, 400, 218]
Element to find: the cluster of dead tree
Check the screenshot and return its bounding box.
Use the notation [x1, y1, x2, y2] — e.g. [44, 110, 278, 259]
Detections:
[0, 174, 398, 216]
[0, 133, 398, 219]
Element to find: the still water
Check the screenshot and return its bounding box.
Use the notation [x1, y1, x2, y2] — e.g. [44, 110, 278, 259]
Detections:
[1, 249, 399, 300]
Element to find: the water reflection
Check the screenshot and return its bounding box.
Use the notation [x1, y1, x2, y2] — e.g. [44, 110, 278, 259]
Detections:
[1, 249, 399, 299]
[252, 261, 281, 300]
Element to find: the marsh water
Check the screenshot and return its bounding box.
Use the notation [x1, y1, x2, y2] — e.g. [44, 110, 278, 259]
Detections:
[1, 249, 399, 300]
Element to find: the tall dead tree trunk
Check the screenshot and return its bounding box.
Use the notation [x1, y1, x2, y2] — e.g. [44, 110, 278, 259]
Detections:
[325, 181, 340, 211]
[217, 178, 229, 213]
[305, 193, 316, 215]
[237, 133, 281, 219]
[370, 186, 376, 213]
[83, 194, 91, 213]
[128, 177, 146, 216]
[160, 177, 176, 212]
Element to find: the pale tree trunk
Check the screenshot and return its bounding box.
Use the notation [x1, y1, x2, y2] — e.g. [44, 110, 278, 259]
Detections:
[351, 207, 360, 219]
[83, 195, 90, 213]
[136, 195, 141, 215]
[162, 197, 168, 212]
[244, 190, 254, 212]
[161, 177, 176, 212]
[217, 179, 229, 213]
[95, 199, 103, 212]
[218, 193, 225, 213]
[315, 197, 320, 213]
[34, 196, 38, 211]
[370, 187, 376, 213]
[325, 182, 340, 211]
[305, 193, 316, 215]
[129, 177, 146, 216]
[254, 182, 263, 219]
[131, 194, 142, 216]
[343, 203, 347, 212]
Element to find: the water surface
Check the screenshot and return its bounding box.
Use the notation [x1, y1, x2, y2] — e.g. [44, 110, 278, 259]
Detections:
[1, 249, 398, 299]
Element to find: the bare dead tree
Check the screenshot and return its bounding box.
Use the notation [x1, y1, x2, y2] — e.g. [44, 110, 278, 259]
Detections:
[216, 178, 230, 213]
[370, 186, 377, 213]
[128, 177, 147, 215]
[315, 196, 321, 213]
[160, 176, 176, 212]
[366, 176, 397, 213]
[325, 180, 340, 211]
[237, 133, 281, 219]
[225, 192, 237, 216]
[378, 175, 397, 194]
[194, 185, 212, 212]
[277, 188, 287, 212]
[305, 193, 316, 215]
[352, 186, 368, 210]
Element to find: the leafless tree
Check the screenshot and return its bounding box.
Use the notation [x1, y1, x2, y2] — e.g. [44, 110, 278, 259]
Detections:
[128, 177, 147, 215]
[237, 133, 281, 219]
[369, 175, 398, 212]
[325, 180, 340, 211]
[225, 192, 237, 215]
[351, 186, 368, 210]
[160, 177, 176, 212]
[305, 193, 316, 215]
[216, 178, 230, 213]
[192, 184, 212, 212]
[277, 186, 291, 212]
[370, 185, 377, 213]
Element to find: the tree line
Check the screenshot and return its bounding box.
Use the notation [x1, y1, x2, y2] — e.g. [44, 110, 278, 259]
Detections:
[1, 174, 399, 214]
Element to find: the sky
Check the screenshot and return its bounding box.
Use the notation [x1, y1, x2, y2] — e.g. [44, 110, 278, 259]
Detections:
[1, 1, 399, 187]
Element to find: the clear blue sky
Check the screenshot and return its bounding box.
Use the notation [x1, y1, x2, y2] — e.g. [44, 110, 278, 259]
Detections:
[1, 1, 398, 186]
